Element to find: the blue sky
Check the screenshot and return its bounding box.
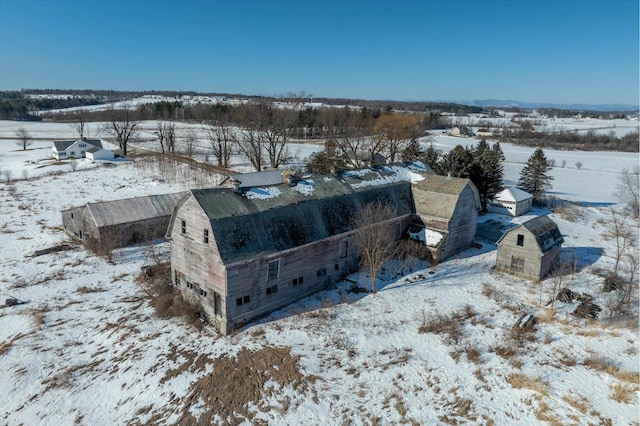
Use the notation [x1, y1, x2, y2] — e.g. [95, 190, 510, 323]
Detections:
[0, 0, 638, 104]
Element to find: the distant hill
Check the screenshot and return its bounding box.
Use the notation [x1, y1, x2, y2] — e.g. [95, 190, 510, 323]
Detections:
[457, 99, 638, 112]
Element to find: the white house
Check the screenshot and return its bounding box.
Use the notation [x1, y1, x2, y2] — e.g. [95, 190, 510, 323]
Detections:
[52, 139, 110, 160]
[487, 187, 533, 217]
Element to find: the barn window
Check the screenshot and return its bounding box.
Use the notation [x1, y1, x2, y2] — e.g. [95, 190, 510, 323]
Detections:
[267, 259, 280, 282]
[214, 292, 222, 315]
[517, 234, 524, 246]
[317, 268, 327, 277]
[181, 219, 186, 234]
[511, 256, 525, 273]
[203, 229, 209, 244]
[293, 276, 304, 286]
[266, 285, 278, 296]
[71, 213, 74, 219]
[186, 282, 193, 289]
[200, 288, 207, 297]
[340, 239, 349, 258]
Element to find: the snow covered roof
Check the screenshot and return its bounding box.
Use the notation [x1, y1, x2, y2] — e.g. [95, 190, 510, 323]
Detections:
[494, 187, 533, 203]
[70, 192, 188, 227]
[176, 170, 420, 264]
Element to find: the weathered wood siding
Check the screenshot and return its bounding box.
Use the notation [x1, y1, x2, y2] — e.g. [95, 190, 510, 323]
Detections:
[496, 228, 545, 280]
[61, 206, 98, 240]
[442, 184, 479, 259]
[169, 196, 228, 327]
[219, 214, 413, 334]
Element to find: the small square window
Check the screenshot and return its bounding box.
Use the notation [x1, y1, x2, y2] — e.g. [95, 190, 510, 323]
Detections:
[203, 229, 209, 244]
[236, 298, 243, 306]
[517, 234, 524, 246]
[181, 219, 186, 234]
[266, 285, 278, 296]
[243, 295, 250, 304]
[317, 268, 327, 277]
[200, 288, 207, 297]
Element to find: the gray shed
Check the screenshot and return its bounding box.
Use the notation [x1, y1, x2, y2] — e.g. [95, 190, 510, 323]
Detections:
[62, 192, 188, 248]
[495, 215, 564, 281]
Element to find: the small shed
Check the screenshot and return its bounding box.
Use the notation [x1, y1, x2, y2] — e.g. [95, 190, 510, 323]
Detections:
[61, 192, 188, 248]
[487, 187, 533, 217]
[495, 215, 564, 281]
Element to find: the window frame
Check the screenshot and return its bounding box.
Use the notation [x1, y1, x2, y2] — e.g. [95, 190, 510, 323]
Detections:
[517, 234, 524, 246]
[267, 259, 280, 282]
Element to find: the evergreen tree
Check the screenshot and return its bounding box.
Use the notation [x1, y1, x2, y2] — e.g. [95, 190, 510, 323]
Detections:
[467, 140, 504, 211]
[517, 147, 554, 204]
[420, 142, 441, 172]
[401, 137, 422, 162]
[439, 145, 472, 177]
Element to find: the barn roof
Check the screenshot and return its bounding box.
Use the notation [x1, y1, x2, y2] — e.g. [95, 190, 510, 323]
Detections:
[413, 175, 480, 219]
[495, 187, 533, 203]
[183, 168, 420, 264]
[84, 192, 188, 227]
[497, 215, 564, 253]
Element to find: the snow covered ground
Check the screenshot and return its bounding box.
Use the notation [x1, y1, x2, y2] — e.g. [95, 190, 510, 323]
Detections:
[0, 120, 638, 425]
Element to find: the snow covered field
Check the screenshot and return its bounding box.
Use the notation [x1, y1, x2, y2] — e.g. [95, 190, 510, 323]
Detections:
[0, 119, 638, 425]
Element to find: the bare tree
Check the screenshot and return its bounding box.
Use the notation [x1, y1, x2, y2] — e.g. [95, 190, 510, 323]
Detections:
[373, 113, 421, 163]
[237, 126, 265, 171]
[103, 108, 139, 155]
[15, 127, 32, 150]
[603, 207, 636, 278]
[204, 122, 236, 168]
[351, 201, 397, 293]
[183, 130, 198, 158]
[70, 111, 87, 139]
[155, 120, 176, 154]
[615, 167, 639, 219]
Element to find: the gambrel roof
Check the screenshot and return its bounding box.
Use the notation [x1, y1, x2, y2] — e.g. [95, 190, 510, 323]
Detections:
[171, 169, 420, 264]
[412, 175, 481, 219]
[497, 215, 564, 253]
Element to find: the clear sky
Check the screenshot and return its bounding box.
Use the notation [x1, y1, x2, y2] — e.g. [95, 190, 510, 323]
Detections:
[0, 0, 638, 105]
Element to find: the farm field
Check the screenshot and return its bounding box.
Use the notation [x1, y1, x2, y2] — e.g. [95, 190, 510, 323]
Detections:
[0, 119, 638, 425]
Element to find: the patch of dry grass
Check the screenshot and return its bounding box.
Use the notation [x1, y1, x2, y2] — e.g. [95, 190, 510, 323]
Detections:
[506, 373, 548, 394]
[173, 346, 317, 425]
[610, 382, 635, 404]
[582, 356, 640, 384]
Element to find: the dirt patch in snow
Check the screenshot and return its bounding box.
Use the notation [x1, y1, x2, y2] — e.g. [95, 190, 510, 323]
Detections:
[175, 346, 315, 425]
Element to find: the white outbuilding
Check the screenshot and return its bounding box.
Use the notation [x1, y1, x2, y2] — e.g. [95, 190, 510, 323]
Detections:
[85, 146, 115, 161]
[487, 187, 533, 217]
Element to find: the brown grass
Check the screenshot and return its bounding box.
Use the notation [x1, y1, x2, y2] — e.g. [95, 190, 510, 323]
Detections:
[582, 356, 640, 384]
[418, 305, 477, 344]
[0, 333, 26, 356]
[75, 286, 107, 294]
[610, 382, 635, 404]
[174, 346, 316, 425]
[506, 373, 548, 394]
[562, 394, 589, 414]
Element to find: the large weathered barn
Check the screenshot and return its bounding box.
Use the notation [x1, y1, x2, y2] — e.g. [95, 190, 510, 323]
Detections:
[61, 192, 188, 248]
[167, 166, 480, 334]
[495, 215, 564, 281]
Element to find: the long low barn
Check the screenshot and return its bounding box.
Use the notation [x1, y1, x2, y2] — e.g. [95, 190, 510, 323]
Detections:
[167, 166, 481, 334]
[61, 192, 188, 248]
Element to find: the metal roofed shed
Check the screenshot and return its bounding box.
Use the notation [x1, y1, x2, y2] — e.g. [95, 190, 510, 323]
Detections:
[229, 170, 284, 190]
[61, 192, 188, 248]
